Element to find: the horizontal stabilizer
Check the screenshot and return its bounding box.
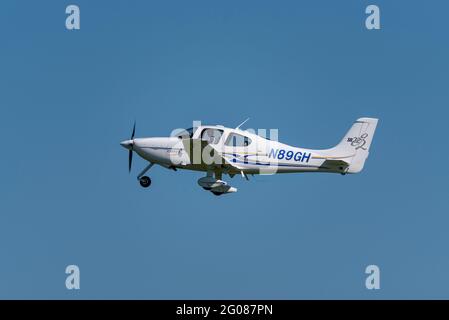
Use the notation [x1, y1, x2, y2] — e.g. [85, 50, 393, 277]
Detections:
[319, 159, 350, 172]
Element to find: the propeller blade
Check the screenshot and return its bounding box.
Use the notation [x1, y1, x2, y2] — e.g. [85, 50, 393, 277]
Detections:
[131, 121, 136, 140]
[126, 121, 136, 173]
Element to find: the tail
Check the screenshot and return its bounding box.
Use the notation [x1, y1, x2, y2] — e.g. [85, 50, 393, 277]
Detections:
[328, 117, 379, 173]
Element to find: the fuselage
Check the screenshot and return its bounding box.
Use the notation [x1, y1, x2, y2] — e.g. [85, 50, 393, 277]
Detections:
[121, 118, 378, 195]
[121, 125, 353, 175]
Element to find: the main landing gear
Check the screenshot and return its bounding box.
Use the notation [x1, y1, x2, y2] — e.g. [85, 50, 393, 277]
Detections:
[137, 162, 154, 188]
[197, 171, 238, 196]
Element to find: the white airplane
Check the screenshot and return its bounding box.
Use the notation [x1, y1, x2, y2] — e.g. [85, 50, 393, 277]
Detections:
[120, 117, 378, 196]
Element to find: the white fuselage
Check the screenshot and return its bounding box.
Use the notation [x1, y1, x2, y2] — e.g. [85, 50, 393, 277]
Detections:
[120, 118, 378, 194]
[127, 126, 352, 175]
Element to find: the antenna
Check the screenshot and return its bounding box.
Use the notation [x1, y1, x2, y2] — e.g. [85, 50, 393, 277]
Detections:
[235, 117, 250, 130]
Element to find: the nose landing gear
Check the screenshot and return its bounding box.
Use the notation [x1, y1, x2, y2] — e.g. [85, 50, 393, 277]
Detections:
[137, 162, 154, 188]
[139, 176, 151, 188]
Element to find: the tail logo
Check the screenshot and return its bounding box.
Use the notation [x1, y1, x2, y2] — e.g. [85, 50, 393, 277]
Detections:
[347, 133, 368, 150]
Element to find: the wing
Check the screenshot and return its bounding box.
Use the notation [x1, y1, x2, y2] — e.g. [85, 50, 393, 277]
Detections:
[181, 138, 245, 171]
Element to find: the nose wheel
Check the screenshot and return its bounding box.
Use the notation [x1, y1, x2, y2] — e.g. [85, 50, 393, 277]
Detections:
[139, 176, 151, 188]
[135, 162, 154, 188]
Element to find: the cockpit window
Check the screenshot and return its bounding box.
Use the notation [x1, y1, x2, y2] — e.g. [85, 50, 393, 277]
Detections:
[201, 128, 224, 145]
[176, 127, 197, 139]
[225, 133, 252, 147]
[185, 127, 196, 138]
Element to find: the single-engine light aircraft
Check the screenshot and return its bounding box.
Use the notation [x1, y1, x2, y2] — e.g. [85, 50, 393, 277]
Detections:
[120, 118, 378, 196]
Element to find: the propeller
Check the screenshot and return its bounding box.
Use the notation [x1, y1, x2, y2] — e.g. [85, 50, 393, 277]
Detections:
[129, 121, 136, 172]
[119, 121, 137, 173]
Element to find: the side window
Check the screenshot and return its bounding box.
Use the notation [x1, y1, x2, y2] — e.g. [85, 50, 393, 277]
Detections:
[225, 133, 252, 147]
[201, 128, 224, 145]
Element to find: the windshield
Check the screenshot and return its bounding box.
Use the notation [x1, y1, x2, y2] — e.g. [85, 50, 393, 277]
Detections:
[187, 127, 196, 138]
[174, 127, 197, 139]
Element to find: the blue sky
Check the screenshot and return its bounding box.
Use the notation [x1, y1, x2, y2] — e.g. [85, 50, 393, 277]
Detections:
[0, 0, 448, 299]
